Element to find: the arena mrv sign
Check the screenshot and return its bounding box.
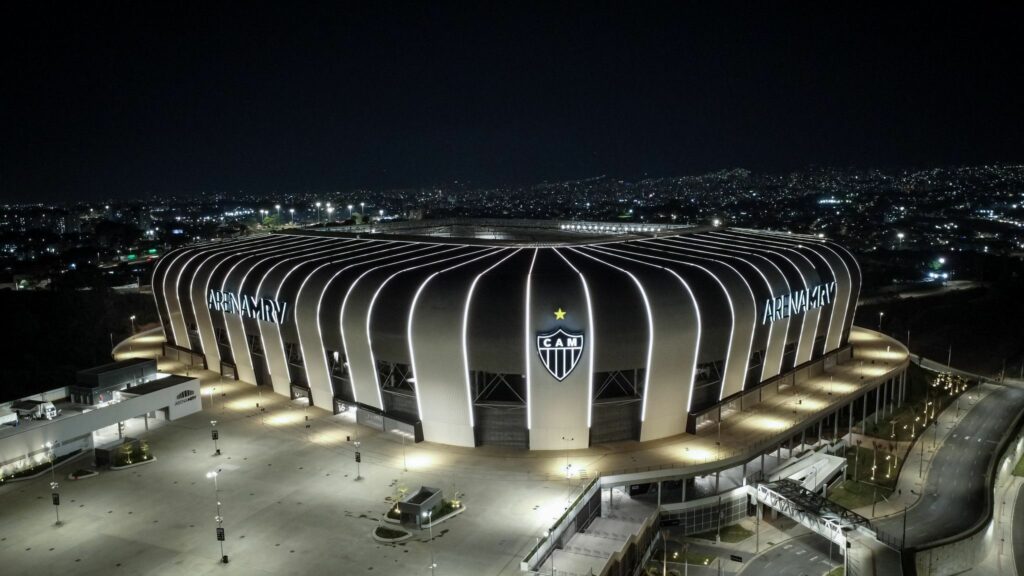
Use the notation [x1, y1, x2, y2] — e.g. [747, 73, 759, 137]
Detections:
[762, 280, 837, 325]
[207, 289, 289, 325]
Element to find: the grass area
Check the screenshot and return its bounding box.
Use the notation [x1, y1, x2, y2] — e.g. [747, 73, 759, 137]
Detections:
[374, 526, 409, 540]
[845, 445, 900, 489]
[1013, 454, 1024, 477]
[828, 479, 893, 510]
[689, 523, 754, 543]
[826, 566, 845, 576]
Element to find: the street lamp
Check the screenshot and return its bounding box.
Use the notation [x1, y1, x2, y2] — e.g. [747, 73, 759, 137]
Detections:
[347, 204, 353, 218]
[129, 314, 136, 334]
[210, 420, 221, 456]
[896, 231, 905, 248]
[877, 311, 884, 331]
[46, 441, 62, 525]
[422, 510, 436, 576]
[360, 201, 365, 215]
[326, 206, 334, 221]
[288, 208, 295, 223]
[275, 204, 281, 221]
[206, 470, 228, 563]
[315, 201, 321, 223]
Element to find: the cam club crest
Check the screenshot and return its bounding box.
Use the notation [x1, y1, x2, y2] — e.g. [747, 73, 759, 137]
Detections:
[536, 327, 585, 381]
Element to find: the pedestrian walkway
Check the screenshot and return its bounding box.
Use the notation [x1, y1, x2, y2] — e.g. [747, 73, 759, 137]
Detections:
[848, 383, 995, 521]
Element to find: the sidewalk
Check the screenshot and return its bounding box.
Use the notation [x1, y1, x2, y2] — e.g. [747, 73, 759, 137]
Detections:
[848, 382, 995, 521]
[976, 433, 1024, 576]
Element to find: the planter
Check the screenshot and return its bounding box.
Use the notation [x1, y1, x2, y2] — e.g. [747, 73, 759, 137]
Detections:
[110, 456, 157, 470]
[68, 469, 99, 480]
[422, 504, 467, 529]
[372, 525, 412, 543]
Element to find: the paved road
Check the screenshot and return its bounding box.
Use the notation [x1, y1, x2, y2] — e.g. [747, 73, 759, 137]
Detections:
[876, 384, 1024, 547]
[1015, 482, 1024, 574]
[736, 532, 838, 576]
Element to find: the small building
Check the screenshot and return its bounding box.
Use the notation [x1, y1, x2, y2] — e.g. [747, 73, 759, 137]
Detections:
[71, 358, 157, 405]
[397, 486, 444, 528]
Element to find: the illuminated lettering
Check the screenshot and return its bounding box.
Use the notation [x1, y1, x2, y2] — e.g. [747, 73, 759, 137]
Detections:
[206, 289, 289, 324]
[761, 281, 837, 325]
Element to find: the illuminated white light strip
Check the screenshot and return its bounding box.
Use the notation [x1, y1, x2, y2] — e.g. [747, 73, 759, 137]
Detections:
[706, 231, 810, 370]
[252, 238, 345, 367]
[564, 247, 651, 423]
[161, 245, 201, 346]
[715, 230, 828, 363]
[524, 249, 538, 430]
[367, 247, 485, 411]
[337, 244, 441, 402]
[672, 235, 792, 379]
[187, 236, 279, 361]
[583, 245, 703, 413]
[550, 248, 597, 427]
[655, 237, 766, 389]
[407, 248, 506, 421]
[626, 240, 752, 400]
[217, 237, 311, 379]
[292, 241, 400, 399]
[595, 244, 726, 409]
[823, 240, 860, 338]
[735, 229, 849, 352]
[732, 230, 837, 353]
[462, 249, 522, 428]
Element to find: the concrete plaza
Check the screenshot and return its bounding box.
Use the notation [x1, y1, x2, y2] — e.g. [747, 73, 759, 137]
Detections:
[0, 326, 907, 575]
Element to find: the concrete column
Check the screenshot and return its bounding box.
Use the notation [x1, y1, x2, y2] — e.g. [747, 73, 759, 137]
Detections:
[862, 394, 867, 432]
[715, 471, 720, 493]
[875, 385, 880, 424]
[657, 481, 662, 507]
[848, 401, 853, 441]
[800, 428, 806, 449]
[833, 409, 839, 440]
[761, 453, 765, 475]
[818, 419, 823, 444]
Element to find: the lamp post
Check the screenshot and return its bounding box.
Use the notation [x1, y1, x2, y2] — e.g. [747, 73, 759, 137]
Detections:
[878, 311, 884, 332]
[289, 208, 294, 223]
[315, 201, 321, 223]
[46, 441, 62, 526]
[347, 204, 353, 218]
[422, 510, 436, 576]
[210, 420, 220, 456]
[275, 204, 281, 223]
[354, 440, 362, 480]
[129, 314, 136, 334]
[206, 470, 228, 563]
[326, 206, 334, 221]
[360, 201, 365, 216]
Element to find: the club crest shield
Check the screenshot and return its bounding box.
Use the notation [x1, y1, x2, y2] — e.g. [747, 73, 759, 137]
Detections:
[536, 328, 584, 381]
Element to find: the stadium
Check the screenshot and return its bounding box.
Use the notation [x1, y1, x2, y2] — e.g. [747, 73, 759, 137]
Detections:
[152, 220, 860, 451]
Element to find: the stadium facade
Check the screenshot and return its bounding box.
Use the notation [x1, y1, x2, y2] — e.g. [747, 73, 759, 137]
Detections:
[152, 221, 860, 450]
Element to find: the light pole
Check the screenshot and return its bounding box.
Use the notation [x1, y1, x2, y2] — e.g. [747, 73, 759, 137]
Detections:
[206, 470, 228, 563]
[878, 311, 884, 332]
[379, 208, 384, 220]
[46, 441, 62, 526]
[422, 510, 436, 575]
[326, 206, 334, 221]
[275, 204, 281, 223]
[354, 440, 362, 480]
[348, 204, 353, 218]
[315, 201, 321, 223]
[897, 231, 905, 249]
[129, 314, 136, 334]
[289, 207, 294, 223]
[360, 201, 365, 217]
[210, 420, 220, 456]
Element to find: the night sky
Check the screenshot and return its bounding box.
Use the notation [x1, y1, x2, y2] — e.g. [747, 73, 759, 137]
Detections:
[2, 3, 1023, 201]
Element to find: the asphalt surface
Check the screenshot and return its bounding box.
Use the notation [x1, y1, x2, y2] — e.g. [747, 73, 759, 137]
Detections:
[736, 532, 837, 576]
[876, 383, 1024, 547]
